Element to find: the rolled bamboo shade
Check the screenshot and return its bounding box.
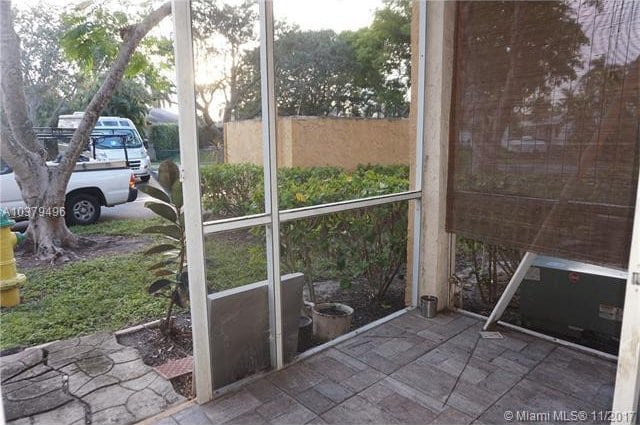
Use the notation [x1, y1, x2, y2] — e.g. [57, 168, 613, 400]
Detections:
[447, 0, 640, 267]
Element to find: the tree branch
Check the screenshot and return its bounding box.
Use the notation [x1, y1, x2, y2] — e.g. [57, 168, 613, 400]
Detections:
[57, 1, 172, 184]
[0, 0, 47, 158]
[0, 119, 31, 166]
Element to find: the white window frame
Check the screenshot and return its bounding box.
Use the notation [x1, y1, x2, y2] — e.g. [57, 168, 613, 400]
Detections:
[172, 0, 428, 403]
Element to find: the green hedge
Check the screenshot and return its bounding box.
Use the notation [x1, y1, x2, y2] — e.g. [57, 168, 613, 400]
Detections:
[201, 163, 263, 218]
[200, 163, 410, 302]
[148, 124, 180, 154]
[200, 163, 409, 216]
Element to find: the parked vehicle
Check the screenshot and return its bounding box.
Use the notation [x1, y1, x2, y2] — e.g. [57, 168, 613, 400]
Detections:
[501, 136, 548, 154]
[58, 113, 152, 181]
[0, 159, 138, 225]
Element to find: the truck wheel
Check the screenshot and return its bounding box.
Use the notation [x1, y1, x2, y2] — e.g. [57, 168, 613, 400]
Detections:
[66, 193, 101, 225]
[140, 175, 151, 183]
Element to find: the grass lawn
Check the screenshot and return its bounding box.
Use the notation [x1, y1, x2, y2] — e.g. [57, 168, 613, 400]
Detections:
[0, 218, 270, 351]
[204, 232, 266, 292]
[0, 253, 167, 350]
[70, 217, 164, 236]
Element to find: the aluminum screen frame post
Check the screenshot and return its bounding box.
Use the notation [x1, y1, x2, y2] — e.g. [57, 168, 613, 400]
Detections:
[611, 174, 640, 423]
[172, 0, 430, 395]
[171, 0, 213, 403]
[410, 0, 427, 308]
[483, 251, 537, 331]
[259, 0, 284, 370]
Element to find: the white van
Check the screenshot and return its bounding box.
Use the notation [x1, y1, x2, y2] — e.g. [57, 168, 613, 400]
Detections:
[58, 112, 152, 181]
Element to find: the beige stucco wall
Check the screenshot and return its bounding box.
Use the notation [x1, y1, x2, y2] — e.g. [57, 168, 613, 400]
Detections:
[224, 119, 293, 167]
[289, 117, 410, 169]
[224, 119, 262, 165]
[224, 117, 410, 169]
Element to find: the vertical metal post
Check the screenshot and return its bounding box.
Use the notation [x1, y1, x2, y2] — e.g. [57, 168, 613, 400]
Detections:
[411, 0, 428, 307]
[171, 0, 213, 403]
[611, 170, 640, 423]
[259, 0, 284, 370]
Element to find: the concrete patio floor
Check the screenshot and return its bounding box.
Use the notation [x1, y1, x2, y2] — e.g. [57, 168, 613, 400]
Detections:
[150, 310, 621, 425]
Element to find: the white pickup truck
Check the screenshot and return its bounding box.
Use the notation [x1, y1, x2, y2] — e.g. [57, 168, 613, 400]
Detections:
[0, 159, 138, 225]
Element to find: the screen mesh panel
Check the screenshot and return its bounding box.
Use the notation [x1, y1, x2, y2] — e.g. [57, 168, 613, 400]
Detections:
[447, 0, 640, 267]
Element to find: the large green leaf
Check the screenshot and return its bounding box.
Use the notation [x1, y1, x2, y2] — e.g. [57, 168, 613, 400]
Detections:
[139, 185, 170, 204]
[148, 279, 173, 294]
[154, 269, 174, 277]
[142, 224, 182, 240]
[171, 181, 183, 210]
[145, 201, 177, 223]
[148, 259, 177, 271]
[145, 243, 178, 255]
[161, 251, 180, 259]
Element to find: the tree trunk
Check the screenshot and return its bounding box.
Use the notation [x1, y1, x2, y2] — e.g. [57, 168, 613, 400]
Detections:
[8, 162, 81, 260]
[0, 0, 171, 261]
[196, 104, 223, 147]
[25, 215, 79, 259]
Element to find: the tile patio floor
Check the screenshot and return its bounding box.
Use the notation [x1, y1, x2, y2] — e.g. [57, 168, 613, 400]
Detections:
[151, 311, 621, 425]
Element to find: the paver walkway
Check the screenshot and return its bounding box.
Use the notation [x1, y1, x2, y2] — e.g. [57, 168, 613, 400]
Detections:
[150, 311, 619, 425]
[1, 332, 185, 425]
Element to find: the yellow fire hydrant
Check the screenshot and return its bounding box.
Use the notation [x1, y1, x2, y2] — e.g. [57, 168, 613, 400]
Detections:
[0, 210, 26, 307]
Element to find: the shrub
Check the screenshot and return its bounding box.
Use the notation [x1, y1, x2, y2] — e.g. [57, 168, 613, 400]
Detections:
[355, 163, 410, 180]
[149, 124, 180, 160]
[149, 124, 180, 151]
[456, 238, 522, 304]
[200, 163, 410, 303]
[276, 167, 409, 303]
[200, 163, 263, 218]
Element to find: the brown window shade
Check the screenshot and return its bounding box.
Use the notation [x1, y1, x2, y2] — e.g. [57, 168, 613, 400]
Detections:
[447, 1, 640, 268]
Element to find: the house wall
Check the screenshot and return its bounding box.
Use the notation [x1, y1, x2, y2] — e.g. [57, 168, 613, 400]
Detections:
[224, 117, 410, 169]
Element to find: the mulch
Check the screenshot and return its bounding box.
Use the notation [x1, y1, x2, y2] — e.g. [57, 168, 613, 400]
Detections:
[117, 314, 194, 368]
[324, 277, 406, 331]
[117, 313, 195, 399]
[117, 277, 408, 399]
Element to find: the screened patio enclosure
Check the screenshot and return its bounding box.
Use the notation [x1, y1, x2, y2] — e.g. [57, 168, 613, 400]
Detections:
[170, 0, 640, 421]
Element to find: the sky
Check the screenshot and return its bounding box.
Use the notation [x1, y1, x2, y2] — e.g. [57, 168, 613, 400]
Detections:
[190, 0, 383, 119]
[14, 0, 381, 32]
[274, 0, 380, 33]
[14, 0, 384, 119]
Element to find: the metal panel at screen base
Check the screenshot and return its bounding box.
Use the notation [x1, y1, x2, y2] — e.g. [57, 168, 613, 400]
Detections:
[207, 273, 304, 389]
